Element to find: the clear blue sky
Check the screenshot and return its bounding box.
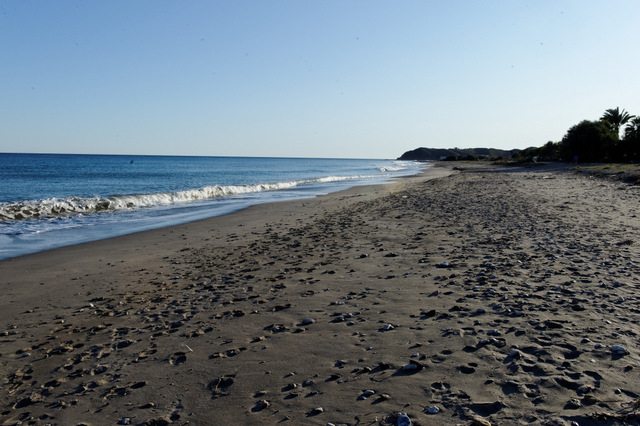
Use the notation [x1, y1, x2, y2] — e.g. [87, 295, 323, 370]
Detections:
[2, 1, 639, 159]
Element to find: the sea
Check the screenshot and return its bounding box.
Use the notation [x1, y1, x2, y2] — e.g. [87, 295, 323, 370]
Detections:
[0, 153, 425, 260]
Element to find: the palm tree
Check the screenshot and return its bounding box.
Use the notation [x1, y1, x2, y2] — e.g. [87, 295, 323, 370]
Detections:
[623, 117, 640, 161]
[625, 116, 640, 139]
[601, 107, 635, 139]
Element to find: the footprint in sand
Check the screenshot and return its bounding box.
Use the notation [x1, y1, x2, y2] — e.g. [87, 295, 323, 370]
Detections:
[135, 347, 157, 362]
[431, 382, 451, 392]
[169, 352, 187, 365]
[209, 375, 235, 398]
[457, 363, 477, 374]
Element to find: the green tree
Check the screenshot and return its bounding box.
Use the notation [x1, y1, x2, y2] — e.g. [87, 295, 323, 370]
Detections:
[601, 107, 635, 139]
[538, 141, 561, 161]
[560, 120, 618, 162]
[623, 117, 640, 161]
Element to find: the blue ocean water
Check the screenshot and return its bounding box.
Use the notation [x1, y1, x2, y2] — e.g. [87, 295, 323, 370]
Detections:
[0, 153, 425, 259]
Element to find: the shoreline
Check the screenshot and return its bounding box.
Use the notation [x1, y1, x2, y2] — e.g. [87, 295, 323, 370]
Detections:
[0, 167, 433, 262]
[1, 155, 422, 261]
[0, 167, 448, 320]
[2, 162, 639, 425]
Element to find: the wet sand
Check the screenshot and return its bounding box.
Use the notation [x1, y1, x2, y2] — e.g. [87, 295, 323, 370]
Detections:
[1, 163, 639, 426]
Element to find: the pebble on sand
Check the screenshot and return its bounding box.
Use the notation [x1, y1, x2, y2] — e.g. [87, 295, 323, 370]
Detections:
[255, 400, 270, 410]
[402, 360, 426, 371]
[507, 349, 522, 359]
[611, 345, 628, 355]
[566, 398, 582, 409]
[396, 412, 411, 426]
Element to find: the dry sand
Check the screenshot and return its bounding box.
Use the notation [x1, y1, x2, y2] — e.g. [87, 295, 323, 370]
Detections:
[1, 163, 639, 426]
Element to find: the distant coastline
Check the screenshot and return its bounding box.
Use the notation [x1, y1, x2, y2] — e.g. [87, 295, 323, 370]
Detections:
[398, 147, 519, 161]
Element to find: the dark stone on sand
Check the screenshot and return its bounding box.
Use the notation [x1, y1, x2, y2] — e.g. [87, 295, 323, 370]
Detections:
[564, 398, 582, 409]
[544, 320, 563, 329]
[421, 309, 437, 318]
[253, 400, 270, 411]
[307, 407, 324, 416]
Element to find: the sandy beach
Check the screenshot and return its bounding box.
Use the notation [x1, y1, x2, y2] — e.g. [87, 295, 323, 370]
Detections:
[1, 162, 639, 426]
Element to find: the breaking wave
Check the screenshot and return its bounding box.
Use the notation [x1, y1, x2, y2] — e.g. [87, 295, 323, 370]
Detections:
[0, 175, 367, 221]
[378, 161, 413, 172]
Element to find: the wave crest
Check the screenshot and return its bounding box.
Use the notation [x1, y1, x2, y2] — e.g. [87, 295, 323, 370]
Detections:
[0, 176, 365, 221]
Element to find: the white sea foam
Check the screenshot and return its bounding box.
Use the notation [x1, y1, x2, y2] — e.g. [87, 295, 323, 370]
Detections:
[378, 161, 412, 172]
[0, 175, 366, 221]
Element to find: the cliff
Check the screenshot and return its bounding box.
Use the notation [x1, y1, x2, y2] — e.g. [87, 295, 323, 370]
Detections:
[398, 147, 519, 161]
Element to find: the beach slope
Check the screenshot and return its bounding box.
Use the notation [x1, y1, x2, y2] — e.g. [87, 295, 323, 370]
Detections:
[1, 163, 639, 425]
